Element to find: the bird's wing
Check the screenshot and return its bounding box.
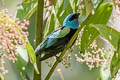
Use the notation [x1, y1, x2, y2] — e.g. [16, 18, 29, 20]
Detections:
[46, 27, 70, 48]
[48, 27, 70, 38]
[35, 27, 70, 55]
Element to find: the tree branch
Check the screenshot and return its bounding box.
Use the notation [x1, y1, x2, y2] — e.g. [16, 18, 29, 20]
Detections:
[34, 0, 44, 80]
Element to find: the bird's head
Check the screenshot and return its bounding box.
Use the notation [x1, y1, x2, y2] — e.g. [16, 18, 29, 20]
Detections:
[63, 13, 80, 29]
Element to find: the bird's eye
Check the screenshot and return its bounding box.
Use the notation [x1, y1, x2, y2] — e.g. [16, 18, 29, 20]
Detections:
[69, 14, 76, 21]
[69, 17, 73, 21]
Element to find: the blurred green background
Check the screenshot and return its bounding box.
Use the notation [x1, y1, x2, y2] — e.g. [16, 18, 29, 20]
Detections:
[0, 0, 118, 80]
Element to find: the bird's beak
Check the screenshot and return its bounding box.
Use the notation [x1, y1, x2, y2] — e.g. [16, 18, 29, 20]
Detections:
[75, 13, 80, 18]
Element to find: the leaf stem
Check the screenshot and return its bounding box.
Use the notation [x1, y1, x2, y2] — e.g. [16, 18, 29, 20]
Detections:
[34, 0, 44, 80]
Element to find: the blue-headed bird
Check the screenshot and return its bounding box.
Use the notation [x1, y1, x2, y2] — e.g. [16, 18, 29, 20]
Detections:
[35, 13, 80, 61]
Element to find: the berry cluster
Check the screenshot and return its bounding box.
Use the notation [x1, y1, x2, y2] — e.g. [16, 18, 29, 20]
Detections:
[0, 10, 29, 74]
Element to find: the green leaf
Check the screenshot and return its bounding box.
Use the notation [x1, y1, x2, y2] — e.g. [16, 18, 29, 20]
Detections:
[26, 42, 36, 64]
[16, 0, 37, 21]
[33, 62, 39, 74]
[110, 52, 120, 77]
[110, 38, 120, 77]
[47, 13, 55, 35]
[16, 45, 29, 79]
[16, 27, 36, 64]
[117, 38, 120, 57]
[56, 0, 73, 25]
[80, 3, 113, 52]
[26, 63, 34, 80]
[63, 0, 68, 9]
[88, 24, 120, 77]
[79, 0, 86, 24]
[16, 45, 29, 70]
[43, 13, 55, 38]
[28, 13, 36, 47]
[89, 24, 120, 48]
[16, 45, 29, 62]
[3, 59, 23, 80]
[69, 0, 79, 13]
[84, 0, 93, 16]
[92, 0, 102, 11]
[26, 42, 39, 74]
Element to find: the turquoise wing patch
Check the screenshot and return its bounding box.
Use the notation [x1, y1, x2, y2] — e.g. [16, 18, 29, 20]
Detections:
[46, 38, 57, 48]
[48, 27, 70, 38]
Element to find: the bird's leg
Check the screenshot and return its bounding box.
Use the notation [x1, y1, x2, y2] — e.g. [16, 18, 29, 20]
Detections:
[55, 55, 62, 63]
[55, 55, 59, 59]
[65, 45, 73, 52]
[68, 48, 73, 52]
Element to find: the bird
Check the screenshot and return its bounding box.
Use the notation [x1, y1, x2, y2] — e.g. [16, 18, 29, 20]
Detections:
[35, 13, 80, 61]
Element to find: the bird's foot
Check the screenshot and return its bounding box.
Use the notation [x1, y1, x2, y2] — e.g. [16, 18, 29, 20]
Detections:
[68, 48, 73, 52]
[55, 55, 62, 63]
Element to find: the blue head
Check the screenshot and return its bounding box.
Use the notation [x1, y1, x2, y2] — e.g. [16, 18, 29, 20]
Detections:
[63, 13, 80, 29]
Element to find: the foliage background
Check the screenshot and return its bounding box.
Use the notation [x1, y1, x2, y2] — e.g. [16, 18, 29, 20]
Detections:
[0, 0, 120, 80]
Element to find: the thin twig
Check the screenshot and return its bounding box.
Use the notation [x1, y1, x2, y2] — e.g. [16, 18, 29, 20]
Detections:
[57, 68, 64, 80]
